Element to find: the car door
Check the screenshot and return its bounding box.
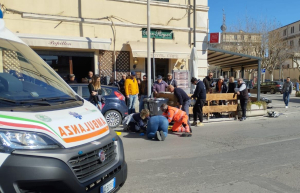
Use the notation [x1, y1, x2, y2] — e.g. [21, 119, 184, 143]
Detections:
[260, 82, 267, 92]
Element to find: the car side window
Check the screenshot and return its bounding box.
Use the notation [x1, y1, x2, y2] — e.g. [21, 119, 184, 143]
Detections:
[82, 86, 90, 99]
[70, 86, 78, 93]
[101, 88, 112, 96]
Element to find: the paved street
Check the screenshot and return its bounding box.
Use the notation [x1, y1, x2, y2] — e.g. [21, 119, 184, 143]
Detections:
[118, 94, 300, 193]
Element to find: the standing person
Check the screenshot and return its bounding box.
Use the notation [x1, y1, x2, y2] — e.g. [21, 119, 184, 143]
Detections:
[167, 85, 190, 117]
[282, 77, 293, 108]
[160, 104, 191, 136]
[190, 77, 206, 126]
[66, 74, 77, 84]
[118, 74, 127, 102]
[235, 78, 249, 121]
[152, 75, 168, 95]
[227, 76, 236, 93]
[118, 74, 127, 94]
[166, 73, 178, 88]
[88, 75, 103, 110]
[203, 72, 215, 93]
[137, 78, 142, 92]
[216, 76, 227, 93]
[216, 76, 228, 106]
[295, 79, 299, 96]
[86, 71, 93, 83]
[146, 115, 168, 141]
[125, 71, 139, 114]
[139, 75, 148, 112]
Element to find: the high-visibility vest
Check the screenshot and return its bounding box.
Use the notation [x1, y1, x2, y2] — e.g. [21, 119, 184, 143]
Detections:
[163, 106, 185, 123]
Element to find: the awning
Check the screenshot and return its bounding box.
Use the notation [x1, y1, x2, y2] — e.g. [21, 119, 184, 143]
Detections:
[128, 41, 191, 59]
[208, 47, 261, 70]
[207, 47, 263, 101]
[16, 33, 111, 50]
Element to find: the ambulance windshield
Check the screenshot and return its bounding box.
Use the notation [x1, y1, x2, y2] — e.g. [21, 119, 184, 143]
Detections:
[0, 38, 80, 108]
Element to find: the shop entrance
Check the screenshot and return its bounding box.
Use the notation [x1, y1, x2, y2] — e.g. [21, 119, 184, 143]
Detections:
[36, 50, 94, 82]
[73, 56, 94, 83]
[145, 58, 169, 82]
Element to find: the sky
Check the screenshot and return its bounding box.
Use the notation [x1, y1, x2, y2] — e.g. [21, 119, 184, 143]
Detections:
[208, 0, 299, 33]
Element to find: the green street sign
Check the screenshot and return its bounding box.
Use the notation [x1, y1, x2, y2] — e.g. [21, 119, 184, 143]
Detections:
[142, 28, 173, 39]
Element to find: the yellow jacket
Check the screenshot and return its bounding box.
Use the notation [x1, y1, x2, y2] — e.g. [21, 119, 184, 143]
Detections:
[125, 78, 139, 96]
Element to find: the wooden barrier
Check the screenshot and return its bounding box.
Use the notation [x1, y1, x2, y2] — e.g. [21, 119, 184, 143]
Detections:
[188, 93, 238, 120]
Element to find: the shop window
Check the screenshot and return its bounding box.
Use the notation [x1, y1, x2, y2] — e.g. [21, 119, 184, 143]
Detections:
[99, 51, 130, 84]
[39, 55, 69, 80]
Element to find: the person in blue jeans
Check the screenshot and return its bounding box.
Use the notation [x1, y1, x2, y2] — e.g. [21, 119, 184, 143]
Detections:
[146, 116, 168, 141]
[282, 77, 293, 108]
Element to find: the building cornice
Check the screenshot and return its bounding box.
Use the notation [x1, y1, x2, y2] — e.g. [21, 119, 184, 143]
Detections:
[22, 13, 207, 33]
[107, 0, 209, 11]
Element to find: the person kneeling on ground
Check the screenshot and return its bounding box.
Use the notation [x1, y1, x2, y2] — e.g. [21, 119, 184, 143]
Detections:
[146, 116, 168, 141]
[125, 109, 150, 133]
[160, 103, 192, 137]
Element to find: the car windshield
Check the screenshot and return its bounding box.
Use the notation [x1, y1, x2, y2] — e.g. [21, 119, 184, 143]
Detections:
[0, 38, 77, 108]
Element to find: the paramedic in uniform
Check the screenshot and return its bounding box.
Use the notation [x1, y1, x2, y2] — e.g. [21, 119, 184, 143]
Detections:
[160, 103, 191, 136]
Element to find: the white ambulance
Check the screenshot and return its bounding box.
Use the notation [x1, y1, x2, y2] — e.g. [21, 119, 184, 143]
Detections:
[0, 9, 127, 193]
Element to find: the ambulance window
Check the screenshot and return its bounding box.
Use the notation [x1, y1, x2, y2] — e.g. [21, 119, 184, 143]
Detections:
[0, 38, 81, 109]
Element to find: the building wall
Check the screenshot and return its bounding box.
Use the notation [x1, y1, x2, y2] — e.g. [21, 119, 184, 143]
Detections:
[1, 0, 209, 81]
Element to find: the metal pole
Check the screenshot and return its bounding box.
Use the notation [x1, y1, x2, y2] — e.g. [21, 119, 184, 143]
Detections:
[257, 60, 261, 101]
[147, 0, 151, 97]
[153, 38, 156, 82]
[193, 0, 196, 48]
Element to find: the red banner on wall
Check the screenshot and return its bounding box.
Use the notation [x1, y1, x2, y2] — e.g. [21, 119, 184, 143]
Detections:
[210, 33, 221, 44]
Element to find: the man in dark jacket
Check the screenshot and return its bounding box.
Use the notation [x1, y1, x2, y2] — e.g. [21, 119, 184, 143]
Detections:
[166, 73, 178, 88]
[191, 77, 206, 126]
[118, 74, 126, 95]
[203, 72, 215, 93]
[282, 77, 293, 108]
[167, 85, 190, 117]
[235, 78, 249, 121]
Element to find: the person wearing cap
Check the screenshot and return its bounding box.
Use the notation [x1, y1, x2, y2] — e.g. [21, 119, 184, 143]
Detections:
[166, 73, 178, 88]
[125, 71, 139, 114]
[66, 74, 77, 84]
[190, 77, 206, 126]
[152, 75, 168, 94]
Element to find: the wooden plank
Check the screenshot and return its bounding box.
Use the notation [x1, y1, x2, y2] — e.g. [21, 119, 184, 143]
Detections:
[203, 105, 238, 113]
[188, 93, 237, 101]
[188, 105, 238, 114]
[206, 93, 237, 100]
